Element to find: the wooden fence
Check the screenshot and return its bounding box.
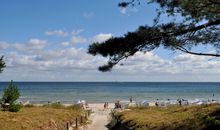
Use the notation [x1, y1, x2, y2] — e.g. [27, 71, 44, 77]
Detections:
[65, 109, 91, 130]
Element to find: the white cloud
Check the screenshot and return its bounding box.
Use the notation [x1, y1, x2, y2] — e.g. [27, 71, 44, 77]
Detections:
[61, 42, 70, 46]
[120, 7, 138, 15]
[2, 36, 220, 81]
[15, 39, 47, 52]
[92, 33, 113, 43]
[83, 12, 95, 19]
[172, 54, 220, 74]
[0, 41, 10, 49]
[3, 47, 220, 82]
[71, 29, 84, 35]
[5, 47, 106, 72]
[71, 36, 87, 44]
[45, 29, 84, 37]
[120, 8, 127, 14]
[45, 30, 69, 37]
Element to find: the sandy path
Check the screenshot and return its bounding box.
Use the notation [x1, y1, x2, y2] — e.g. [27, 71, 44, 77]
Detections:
[83, 103, 114, 130]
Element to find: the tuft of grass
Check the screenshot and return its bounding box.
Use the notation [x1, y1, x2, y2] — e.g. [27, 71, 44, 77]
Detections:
[114, 104, 220, 130]
[42, 102, 64, 109]
[67, 104, 82, 111]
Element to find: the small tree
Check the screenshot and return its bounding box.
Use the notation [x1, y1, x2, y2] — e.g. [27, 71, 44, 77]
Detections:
[2, 80, 20, 105]
[0, 56, 5, 73]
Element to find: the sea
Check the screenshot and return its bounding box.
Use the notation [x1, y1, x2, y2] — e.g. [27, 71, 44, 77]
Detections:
[0, 82, 219, 103]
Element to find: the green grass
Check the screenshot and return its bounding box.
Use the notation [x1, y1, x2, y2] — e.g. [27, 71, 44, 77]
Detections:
[113, 104, 220, 130]
[0, 104, 84, 130]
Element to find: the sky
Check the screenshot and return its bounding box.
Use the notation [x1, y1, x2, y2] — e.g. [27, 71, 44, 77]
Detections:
[0, 0, 219, 82]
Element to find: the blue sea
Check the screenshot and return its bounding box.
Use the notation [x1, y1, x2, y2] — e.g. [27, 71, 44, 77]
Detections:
[0, 82, 219, 103]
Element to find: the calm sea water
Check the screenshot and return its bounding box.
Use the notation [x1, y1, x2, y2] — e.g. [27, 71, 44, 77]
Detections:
[0, 82, 219, 103]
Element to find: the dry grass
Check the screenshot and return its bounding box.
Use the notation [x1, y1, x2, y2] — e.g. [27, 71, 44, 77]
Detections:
[0, 104, 84, 130]
[115, 104, 220, 130]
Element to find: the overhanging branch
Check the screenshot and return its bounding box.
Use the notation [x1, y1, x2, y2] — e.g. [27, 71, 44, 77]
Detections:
[175, 46, 220, 57]
[174, 19, 220, 36]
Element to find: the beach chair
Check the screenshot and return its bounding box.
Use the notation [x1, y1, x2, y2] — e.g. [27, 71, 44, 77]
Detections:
[140, 101, 149, 107]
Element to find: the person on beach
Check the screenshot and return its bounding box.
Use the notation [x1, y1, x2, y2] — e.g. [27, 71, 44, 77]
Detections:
[155, 99, 159, 107]
[106, 102, 108, 108]
[155, 102, 158, 106]
[130, 97, 133, 103]
[85, 102, 89, 108]
[104, 102, 107, 109]
[178, 99, 182, 106]
[114, 100, 121, 109]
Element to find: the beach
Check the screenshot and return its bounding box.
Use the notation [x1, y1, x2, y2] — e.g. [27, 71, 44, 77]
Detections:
[1, 82, 220, 129]
[82, 103, 114, 130]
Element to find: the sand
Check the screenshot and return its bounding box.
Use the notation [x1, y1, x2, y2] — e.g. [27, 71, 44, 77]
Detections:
[82, 103, 114, 130]
[81, 102, 156, 130]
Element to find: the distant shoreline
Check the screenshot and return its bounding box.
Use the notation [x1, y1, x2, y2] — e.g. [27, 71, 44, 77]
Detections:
[1, 81, 220, 83]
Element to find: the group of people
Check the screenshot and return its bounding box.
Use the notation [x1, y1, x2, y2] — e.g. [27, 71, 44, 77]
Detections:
[114, 97, 133, 109]
[114, 100, 122, 109]
[155, 98, 190, 107]
[104, 102, 109, 109]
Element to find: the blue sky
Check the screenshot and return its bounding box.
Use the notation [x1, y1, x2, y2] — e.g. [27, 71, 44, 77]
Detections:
[0, 0, 155, 42]
[0, 0, 219, 82]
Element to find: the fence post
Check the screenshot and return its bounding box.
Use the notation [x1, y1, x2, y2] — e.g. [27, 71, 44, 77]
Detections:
[66, 122, 69, 130]
[88, 110, 90, 116]
[76, 117, 78, 128]
[81, 116, 83, 123]
[85, 113, 87, 120]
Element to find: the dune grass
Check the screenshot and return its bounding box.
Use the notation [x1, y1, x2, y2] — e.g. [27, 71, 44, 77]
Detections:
[114, 104, 220, 130]
[0, 103, 84, 130]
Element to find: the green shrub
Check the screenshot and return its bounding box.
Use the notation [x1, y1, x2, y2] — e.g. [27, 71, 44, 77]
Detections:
[1, 80, 21, 112]
[2, 80, 20, 105]
[8, 104, 21, 112]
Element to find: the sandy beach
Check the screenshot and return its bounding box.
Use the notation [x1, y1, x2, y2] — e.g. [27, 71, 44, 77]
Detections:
[81, 102, 155, 130]
[82, 103, 114, 130]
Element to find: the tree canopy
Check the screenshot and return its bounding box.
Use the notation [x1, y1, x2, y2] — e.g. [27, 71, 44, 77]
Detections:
[0, 56, 5, 73]
[88, 0, 220, 71]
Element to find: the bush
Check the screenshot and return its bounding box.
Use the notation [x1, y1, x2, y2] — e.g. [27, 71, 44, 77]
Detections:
[1, 80, 21, 112]
[8, 104, 21, 112]
[2, 80, 20, 105]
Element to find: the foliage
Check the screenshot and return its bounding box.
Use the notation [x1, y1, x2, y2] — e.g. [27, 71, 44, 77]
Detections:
[88, 0, 220, 71]
[8, 103, 21, 112]
[1, 80, 20, 105]
[0, 56, 6, 73]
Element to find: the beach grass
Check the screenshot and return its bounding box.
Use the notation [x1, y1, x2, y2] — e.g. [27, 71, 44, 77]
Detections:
[113, 104, 220, 130]
[0, 104, 84, 130]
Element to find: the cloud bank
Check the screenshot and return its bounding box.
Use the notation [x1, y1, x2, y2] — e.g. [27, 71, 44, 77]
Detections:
[0, 30, 219, 82]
